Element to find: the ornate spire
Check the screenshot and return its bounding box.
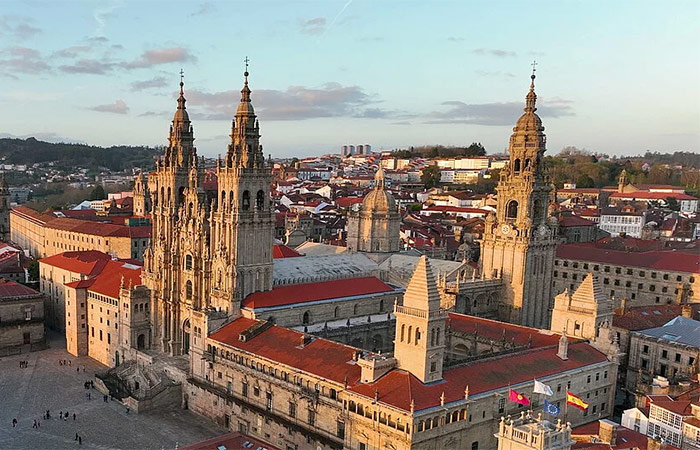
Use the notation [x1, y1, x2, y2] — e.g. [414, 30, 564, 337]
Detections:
[524, 60, 537, 113]
[374, 166, 385, 190]
[239, 56, 252, 110]
[174, 68, 189, 123]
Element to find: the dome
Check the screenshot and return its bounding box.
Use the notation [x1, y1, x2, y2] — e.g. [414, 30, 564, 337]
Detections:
[362, 188, 396, 212]
[236, 100, 255, 116]
[362, 167, 396, 212]
[514, 111, 543, 132]
[173, 107, 190, 123]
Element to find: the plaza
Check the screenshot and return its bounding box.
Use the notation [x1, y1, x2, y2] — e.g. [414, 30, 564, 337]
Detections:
[0, 333, 224, 450]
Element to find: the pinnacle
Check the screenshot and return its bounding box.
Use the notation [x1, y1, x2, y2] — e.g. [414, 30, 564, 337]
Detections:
[403, 255, 442, 310]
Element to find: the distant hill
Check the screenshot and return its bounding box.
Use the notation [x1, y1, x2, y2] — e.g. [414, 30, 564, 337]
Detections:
[0, 137, 161, 171]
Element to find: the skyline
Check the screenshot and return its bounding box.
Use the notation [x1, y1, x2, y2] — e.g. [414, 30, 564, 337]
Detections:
[0, 1, 698, 158]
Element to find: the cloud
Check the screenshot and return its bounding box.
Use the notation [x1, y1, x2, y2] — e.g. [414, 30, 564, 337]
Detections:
[138, 110, 169, 117]
[0, 132, 86, 144]
[190, 2, 216, 16]
[299, 17, 326, 35]
[93, 3, 122, 37]
[131, 76, 168, 91]
[124, 47, 196, 69]
[471, 48, 517, 58]
[475, 70, 516, 78]
[89, 99, 129, 114]
[428, 98, 574, 126]
[59, 59, 118, 74]
[0, 46, 50, 75]
[53, 45, 92, 58]
[0, 16, 41, 40]
[186, 82, 387, 121]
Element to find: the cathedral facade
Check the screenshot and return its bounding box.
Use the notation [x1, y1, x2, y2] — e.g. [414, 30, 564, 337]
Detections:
[141, 71, 274, 357]
[479, 72, 559, 329]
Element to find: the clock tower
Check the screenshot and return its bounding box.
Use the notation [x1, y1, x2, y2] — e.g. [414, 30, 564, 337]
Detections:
[480, 67, 558, 328]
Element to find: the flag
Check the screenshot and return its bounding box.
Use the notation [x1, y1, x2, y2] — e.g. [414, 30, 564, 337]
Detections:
[533, 379, 553, 396]
[508, 389, 530, 406]
[543, 400, 560, 417]
[566, 391, 589, 411]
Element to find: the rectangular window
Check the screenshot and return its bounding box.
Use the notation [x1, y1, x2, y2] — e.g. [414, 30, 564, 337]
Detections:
[266, 392, 272, 411]
[337, 421, 345, 439]
[99, 330, 102, 341]
[675, 353, 681, 363]
[308, 409, 315, 426]
[289, 401, 296, 418]
[107, 333, 110, 344]
[498, 398, 505, 413]
[662, 349, 668, 359]
[242, 382, 248, 397]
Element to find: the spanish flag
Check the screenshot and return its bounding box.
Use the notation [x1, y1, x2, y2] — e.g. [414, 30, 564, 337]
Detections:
[566, 391, 589, 411]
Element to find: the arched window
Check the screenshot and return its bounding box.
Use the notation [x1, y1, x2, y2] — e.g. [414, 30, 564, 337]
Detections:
[436, 327, 440, 345]
[513, 159, 521, 173]
[302, 311, 310, 325]
[221, 190, 226, 206]
[353, 304, 359, 316]
[334, 306, 340, 318]
[229, 190, 234, 208]
[242, 191, 250, 210]
[533, 199, 544, 220]
[379, 299, 384, 312]
[178, 186, 185, 205]
[185, 254, 193, 271]
[524, 158, 531, 170]
[415, 327, 420, 345]
[400, 324, 405, 342]
[506, 200, 518, 219]
[256, 190, 265, 210]
[431, 328, 436, 346]
[185, 280, 193, 299]
[407, 326, 412, 344]
[167, 187, 171, 203]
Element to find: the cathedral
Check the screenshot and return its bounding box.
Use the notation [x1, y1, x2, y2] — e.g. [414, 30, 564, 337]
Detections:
[479, 71, 558, 329]
[141, 69, 274, 357]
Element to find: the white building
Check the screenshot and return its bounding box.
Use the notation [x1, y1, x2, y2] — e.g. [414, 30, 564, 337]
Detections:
[600, 205, 646, 237]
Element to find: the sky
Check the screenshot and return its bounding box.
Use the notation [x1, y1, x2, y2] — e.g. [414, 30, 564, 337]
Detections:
[0, 0, 699, 159]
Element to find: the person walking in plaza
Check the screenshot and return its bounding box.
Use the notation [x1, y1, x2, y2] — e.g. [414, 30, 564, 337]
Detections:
[37, 419, 41, 427]
[75, 433, 78, 441]
[78, 435, 82, 445]
[32, 420, 37, 429]
[12, 418, 17, 427]
[73, 413, 76, 421]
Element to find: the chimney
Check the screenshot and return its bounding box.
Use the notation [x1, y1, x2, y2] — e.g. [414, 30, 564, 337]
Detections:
[647, 436, 667, 450]
[681, 305, 693, 319]
[598, 420, 618, 445]
[557, 334, 569, 360]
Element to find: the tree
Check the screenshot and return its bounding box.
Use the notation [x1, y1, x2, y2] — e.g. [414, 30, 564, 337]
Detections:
[576, 174, 595, 188]
[27, 260, 39, 283]
[421, 165, 442, 188]
[89, 185, 106, 201]
[665, 197, 680, 211]
[464, 142, 486, 157]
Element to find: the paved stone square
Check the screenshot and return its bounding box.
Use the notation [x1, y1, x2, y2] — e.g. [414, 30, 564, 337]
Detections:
[0, 333, 225, 449]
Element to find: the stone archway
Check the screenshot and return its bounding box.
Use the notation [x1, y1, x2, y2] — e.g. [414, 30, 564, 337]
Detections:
[137, 334, 145, 350]
[182, 319, 191, 355]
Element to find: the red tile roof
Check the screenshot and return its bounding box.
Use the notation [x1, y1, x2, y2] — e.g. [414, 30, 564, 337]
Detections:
[448, 313, 565, 348]
[209, 317, 363, 385]
[81, 260, 142, 299]
[335, 197, 364, 208]
[242, 276, 394, 309]
[572, 422, 677, 450]
[556, 243, 700, 273]
[10, 205, 53, 225]
[422, 205, 490, 214]
[272, 244, 302, 259]
[39, 251, 112, 275]
[349, 341, 607, 412]
[559, 215, 596, 227]
[178, 432, 279, 450]
[612, 305, 689, 331]
[0, 278, 40, 300]
[610, 192, 697, 201]
[650, 399, 695, 416]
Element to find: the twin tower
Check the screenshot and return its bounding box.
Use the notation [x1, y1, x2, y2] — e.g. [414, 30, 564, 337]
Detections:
[139, 71, 274, 356]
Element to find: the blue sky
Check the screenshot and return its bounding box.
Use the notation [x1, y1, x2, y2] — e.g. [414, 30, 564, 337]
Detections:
[0, 0, 698, 158]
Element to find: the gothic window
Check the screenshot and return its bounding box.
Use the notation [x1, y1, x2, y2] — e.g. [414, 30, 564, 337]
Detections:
[533, 199, 544, 220]
[185, 280, 193, 299]
[221, 190, 226, 206]
[256, 190, 265, 210]
[185, 254, 192, 271]
[506, 200, 518, 219]
[513, 159, 521, 173]
[242, 191, 250, 210]
[302, 311, 310, 325]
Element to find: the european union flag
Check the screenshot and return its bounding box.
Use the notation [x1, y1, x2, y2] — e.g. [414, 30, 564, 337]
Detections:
[544, 400, 561, 417]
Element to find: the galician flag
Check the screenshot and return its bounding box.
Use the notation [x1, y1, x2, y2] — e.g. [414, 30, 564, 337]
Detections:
[533, 379, 553, 396]
[508, 389, 530, 406]
[566, 391, 589, 411]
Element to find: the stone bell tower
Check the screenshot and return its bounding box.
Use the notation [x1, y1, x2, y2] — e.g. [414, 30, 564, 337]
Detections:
[0, 173, 10, 242]
[480, 67, 558, 328]
[209, 66, 275, 315]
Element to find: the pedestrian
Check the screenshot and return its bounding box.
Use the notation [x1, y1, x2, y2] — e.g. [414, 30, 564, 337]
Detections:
[87, 392, 91, 400]
[12, 418, 17, 427]
[68, 360, 71, 366]
[32, 420, 37, 429]
[125, 407, 130, 414]
[37, 419, 40, 427]
[59, 411, 62, 419]
[73, 413, 76, 421]
[78, 435, 82, 445]
[75, 433, 78, 441]
[76, 367, 79, 373]
[46, 410, 50, 420]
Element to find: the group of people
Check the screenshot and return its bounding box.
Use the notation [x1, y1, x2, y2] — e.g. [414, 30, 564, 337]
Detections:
[18, 360, 29, 368]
